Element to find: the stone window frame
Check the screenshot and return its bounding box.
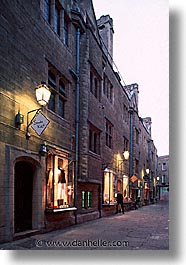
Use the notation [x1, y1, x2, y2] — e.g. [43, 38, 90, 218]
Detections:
[81, 191, 93, 209]
[89, 123, 101, 155]
[89, 66, 101, 101]
[46, 150, 75, 210]
[103, 73, 114, 104]
[42, 0, 70, 48]
[47, 64, 68, 119]
[105, 119, 113, 149]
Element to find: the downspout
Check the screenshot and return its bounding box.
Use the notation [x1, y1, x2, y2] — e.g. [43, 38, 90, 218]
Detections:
[129, 107, 133, 198]
[74, 27, 80, 224]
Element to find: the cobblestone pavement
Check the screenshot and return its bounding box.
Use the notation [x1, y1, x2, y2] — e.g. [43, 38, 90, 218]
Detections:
[0, 201, 169, 250]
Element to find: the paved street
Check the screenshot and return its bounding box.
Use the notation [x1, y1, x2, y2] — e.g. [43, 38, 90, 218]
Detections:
[0, 201, 169, 250]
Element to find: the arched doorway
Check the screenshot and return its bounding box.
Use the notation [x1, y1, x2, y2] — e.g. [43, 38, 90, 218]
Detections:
[14, 161, 34, 233]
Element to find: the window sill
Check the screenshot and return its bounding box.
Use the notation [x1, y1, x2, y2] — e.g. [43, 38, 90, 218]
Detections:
[102, 203, 116, 206]
[88, 150, 101, 159]
[46, 207, 77, 213]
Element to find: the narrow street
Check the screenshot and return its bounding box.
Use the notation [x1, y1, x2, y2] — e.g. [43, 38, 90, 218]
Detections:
[0, 201, 169, 250]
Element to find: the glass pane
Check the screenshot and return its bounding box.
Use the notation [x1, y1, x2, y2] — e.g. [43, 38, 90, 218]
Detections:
[46, 155, 54, 208]
[59, 80, 66, 96]
[88, 191, 92, 207]
[64, 19, 68, 46]
[44, 0, 50, 23]
[58, 98, 65, 118]
[46, 154, 74, 209]
[54, 5, 60, 35]
[103, 171, 115, 204]
[82, 191, 85, 208]
[54, 157, 68, 208]
[48, 71, 56, 88]
[48, 92, 55, 112]
[103, 173, 109, 203]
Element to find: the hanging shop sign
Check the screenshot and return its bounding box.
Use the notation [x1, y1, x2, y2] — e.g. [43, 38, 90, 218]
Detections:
[31, 112, 50, 136]
[130, 175, 138, 183]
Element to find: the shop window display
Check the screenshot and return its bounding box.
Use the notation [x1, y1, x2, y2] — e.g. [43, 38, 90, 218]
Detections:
[103, 170, 116, 204]
[46, 153, 74, 209]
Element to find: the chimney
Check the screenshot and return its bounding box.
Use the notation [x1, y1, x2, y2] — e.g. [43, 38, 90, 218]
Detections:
[97, 15, 114, 64]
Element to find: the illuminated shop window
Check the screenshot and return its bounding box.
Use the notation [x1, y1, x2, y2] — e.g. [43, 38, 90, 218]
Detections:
[82, 191, 85, 208]
[122, 175, 129, 199]
[46, 153, 74, 209]
[87, 191, 92, 208]
[103, 169, 116, 204]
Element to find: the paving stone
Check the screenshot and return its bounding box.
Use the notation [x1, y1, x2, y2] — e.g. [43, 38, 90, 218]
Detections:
[0, 201, 169, 250]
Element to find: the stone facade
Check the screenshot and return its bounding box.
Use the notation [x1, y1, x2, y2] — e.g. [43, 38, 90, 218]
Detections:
[157, 155, 169, 200]
[0, 0, 158, 243]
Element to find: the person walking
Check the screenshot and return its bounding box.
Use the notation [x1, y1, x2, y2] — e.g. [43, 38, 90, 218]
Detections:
[116, 190, 125, 214]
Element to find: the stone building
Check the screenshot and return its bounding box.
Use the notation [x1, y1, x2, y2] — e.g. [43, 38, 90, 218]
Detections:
[157, 155, 169, 200]
[0, 0, 158, 243]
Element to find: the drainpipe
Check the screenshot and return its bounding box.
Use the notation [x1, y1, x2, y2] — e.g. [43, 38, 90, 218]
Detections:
[129, 107, 133, 198]
[70, 27, 80, 224]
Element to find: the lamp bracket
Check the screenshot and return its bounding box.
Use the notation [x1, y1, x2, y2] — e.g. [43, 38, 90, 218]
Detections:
[26, 107, 42, 139]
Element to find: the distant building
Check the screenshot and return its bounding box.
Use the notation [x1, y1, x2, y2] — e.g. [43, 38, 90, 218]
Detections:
[157, 155, 169, 200]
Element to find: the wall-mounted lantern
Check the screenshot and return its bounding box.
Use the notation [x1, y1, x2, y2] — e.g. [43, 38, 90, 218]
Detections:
[26, 81, 51, 139]
[35, 81, 51, 106]
[15, 111, 24, 129]
[123, 150, 129, 160]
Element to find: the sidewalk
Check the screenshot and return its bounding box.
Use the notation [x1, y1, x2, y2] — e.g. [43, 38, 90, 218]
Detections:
[0, 201, 169, 250]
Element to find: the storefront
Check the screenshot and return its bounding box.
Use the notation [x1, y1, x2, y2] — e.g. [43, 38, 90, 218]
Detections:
[102, 168, 117, 216]
[44, 146, 76, 230]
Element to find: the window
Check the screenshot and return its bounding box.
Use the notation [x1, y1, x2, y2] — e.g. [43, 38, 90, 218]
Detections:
[123, 136, 129, 151]
[81, 191, 92, 209]
[90, 72, 93, 93]
[48, 70, 56, 112]
[103, 170, 116, 204]
[82, 191, 85, 208]
[48, 65, 67, 118]
[110, 85, 113, 103]
[94, 78, 98, 98]
[48, 92, 55, 112]
[123, 104, 128, 123]
[89, 124, 100, 154]
[58, 97, 65, 117]
[136, 128, 139, 145]
[135, 159, 139, 175]
[162, 162, 166, 171]
[87, 191, 92, 208]
[64, 17, 68, 46]
[106, 120, 113, 148]
[103, 74, 114, 103]
[162, 175, 166, 185]
[54, 3, 60, 35]
[89, 68, 101, 100]
[43, 1, 70, 46]
[103, 73, 106, 95]
[46, 153, 74, 210]
[44, 0, 50, 23]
